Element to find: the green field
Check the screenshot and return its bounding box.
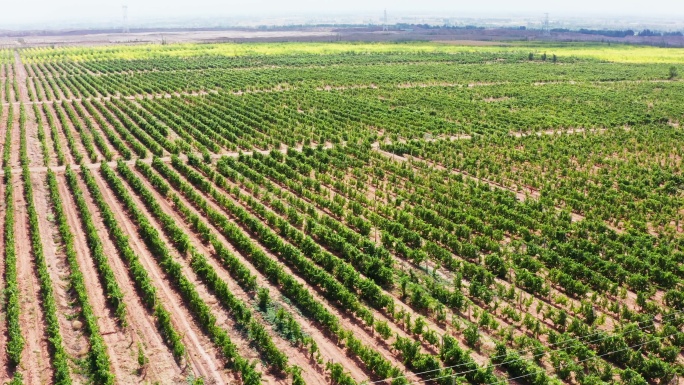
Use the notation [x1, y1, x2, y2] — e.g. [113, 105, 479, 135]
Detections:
[0, 41, 682, 385]
[20, 41, 684, 63]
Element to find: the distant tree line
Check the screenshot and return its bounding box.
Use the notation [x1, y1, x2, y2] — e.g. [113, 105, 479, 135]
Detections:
[285, 23, 684, 37]
[551, 28, 635, 37]
[395, 23, 485, 30]
[548, 28, 683, 38]
[398, 25, 683, 36]
[639, 29, 684, 37]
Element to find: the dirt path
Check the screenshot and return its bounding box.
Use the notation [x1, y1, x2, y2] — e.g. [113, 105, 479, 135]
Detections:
[0, 143, 8, 380]
[158, 161, 418, 382]
[70, 100, 117, 159]
[0, 103, 7, 157]
[131, 166, 332, 384]
[51, 102, 91, 163]
[9, 102, 20, 169]
[76, 99, 135, 161]
[231, 161, 511, 369]
[42, 103, 75, 165]
[34, 104, 58, 167]
[125, 167, 287, 384]
[13, 52, 29, 103]
[24, 105, 44, 168]
[13, 172, 53, 384]
[31, 173, 89, 383]
[70, 170, 185, 384]
[64, 101, 108, 162]
[0, 87, 9, 379]
[142, 166, 371, 382]
[0, 66, 5, 103]
[90, 170, 228, 384]
[14, 53, 45, 169]
[56, 174, 143, 383]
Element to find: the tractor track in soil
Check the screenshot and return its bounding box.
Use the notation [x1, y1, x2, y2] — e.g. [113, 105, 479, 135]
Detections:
[68, 100, 117, 159]
[0, 127, 8, 381]
[131, 165, 335, 384]
[31, 173, 89, 384]
[118, 166, 286, 384]
[13, 171, 53, 384]
[42, 103, 76, 166]
[69, 169, 185, 384]
[56, 173, 142, 384]
[75, 98, 136, 161]
[90, 169, 230, 384]
[49, 102, 91, 164]
[154, 159, 420, 382]
[59, 102, 108, 162]
[134, 164, 373, 382]
[236, 159, 524, 371]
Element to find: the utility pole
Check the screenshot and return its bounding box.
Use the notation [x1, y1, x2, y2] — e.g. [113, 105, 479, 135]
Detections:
[122, 5, 130, 34]
[542, 13, 550, 37]
[383, 9, 388, 32]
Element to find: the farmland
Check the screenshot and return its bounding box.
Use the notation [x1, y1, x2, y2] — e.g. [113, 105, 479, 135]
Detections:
[0, 41, 682, 385]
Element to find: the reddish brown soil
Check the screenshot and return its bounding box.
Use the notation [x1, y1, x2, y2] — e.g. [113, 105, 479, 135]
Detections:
[13, 172, 53, 384]
[33, 103, 58, 167]
[161, 160, 419, 382]
[75, 99, 136, 161]
[128, 168, 293, 384]
[31, 173, 90, 384]
[131, 166, 344, 384]
[48, 103, 90, 163]
[151, 171, 371, 382]
[68, 100, 116, 158]
[69, 169, 185, 384]
[42, 103, 76, 165]
[0, 102, 6, 153]
[0, 128, 8, 380]
[56, 173, 144, 383]
[90, 169, 230, 384]
[0, 64, 5, 96]
[13, 55, 45, 169]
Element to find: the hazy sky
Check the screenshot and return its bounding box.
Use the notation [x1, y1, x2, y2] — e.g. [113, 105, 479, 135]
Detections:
[1, 0, 683, 27]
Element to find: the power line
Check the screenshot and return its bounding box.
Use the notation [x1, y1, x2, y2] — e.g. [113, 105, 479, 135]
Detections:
[368, 308, 683, 384]
[405, 334, 674, 385]
[370, 308, 680, 383]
